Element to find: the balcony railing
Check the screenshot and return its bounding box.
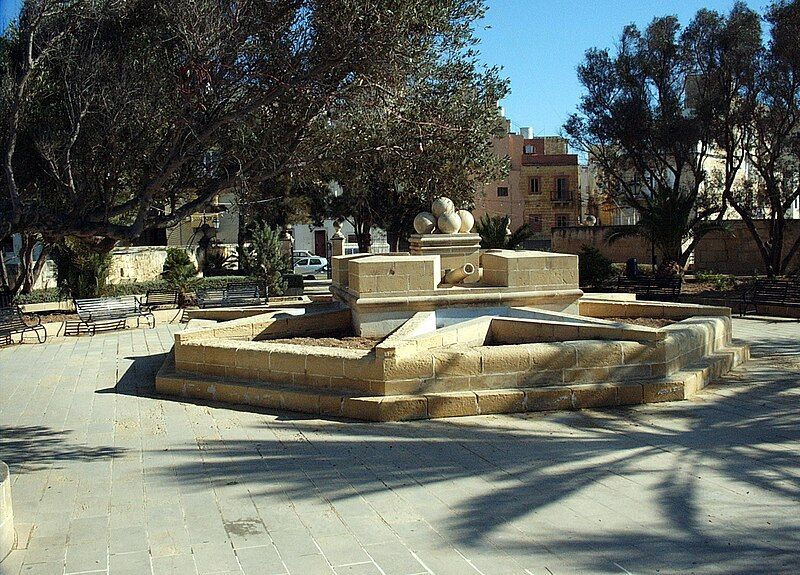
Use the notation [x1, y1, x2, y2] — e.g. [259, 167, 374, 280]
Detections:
[550, 190, 573, 202]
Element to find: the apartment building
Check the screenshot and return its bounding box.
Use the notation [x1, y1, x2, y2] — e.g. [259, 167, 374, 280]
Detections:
[475, 118, 582, 248]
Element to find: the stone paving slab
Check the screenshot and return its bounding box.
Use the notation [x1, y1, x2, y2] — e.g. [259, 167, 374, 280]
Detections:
[0, 318, 798, 574]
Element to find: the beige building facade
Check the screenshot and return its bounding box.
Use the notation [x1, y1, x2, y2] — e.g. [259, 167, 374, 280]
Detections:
[475, 121, 582, 248]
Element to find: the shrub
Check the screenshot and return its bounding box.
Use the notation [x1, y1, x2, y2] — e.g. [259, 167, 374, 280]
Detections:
[50, 238, 113, 299]
[203, 249, 238, 276]
[578, 245, 616, 288]
[239, 225, 288, 295]
[162, 248, 199, 305]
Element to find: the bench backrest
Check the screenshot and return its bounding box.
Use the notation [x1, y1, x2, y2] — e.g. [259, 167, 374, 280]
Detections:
[0, 306, 28, 333]
[75, 296, 140, 320]
[225, 282, 261, 300]
[752, 279, 791, 301]
[145, 289, 179, 306]
[0, 287, 12, 309]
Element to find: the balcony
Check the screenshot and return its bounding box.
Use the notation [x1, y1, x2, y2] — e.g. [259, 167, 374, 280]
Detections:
[550, 190, 573, 203]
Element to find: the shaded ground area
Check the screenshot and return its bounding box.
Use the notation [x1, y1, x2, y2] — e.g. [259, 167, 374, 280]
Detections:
[0, 318, 798, 574]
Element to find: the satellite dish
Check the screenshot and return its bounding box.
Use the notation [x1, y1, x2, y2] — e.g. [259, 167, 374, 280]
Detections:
[584, 215, 597, 226]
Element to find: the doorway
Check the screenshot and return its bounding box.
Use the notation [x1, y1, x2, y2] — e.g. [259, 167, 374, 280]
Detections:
[314, 229, 327, 257]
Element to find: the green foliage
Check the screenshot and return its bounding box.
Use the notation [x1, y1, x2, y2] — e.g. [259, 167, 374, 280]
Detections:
[203, 250, 237, 276]
[162, 248, 198, 303]
[475, 215, 533, 249]
[578, 245, 616, 288]
[238, 225, 288, 296]
[695, 270, 736, 290]
[50, 238, 112, 300]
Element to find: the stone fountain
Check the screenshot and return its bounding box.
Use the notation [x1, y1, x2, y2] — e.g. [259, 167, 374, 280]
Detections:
[156, 197, 750, 421]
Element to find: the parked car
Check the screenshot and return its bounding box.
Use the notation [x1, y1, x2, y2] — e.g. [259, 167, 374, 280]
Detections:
[293, 256, 328, 278]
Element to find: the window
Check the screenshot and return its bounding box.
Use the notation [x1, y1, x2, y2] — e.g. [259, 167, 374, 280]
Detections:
[555, 177, 570, 200]
[497, 186, 509, 197]
[555, 214, 570, 228]
[530, 177, 540, 194]
[309, 258, 322, 266]
[524, 144, 536, 154]
[296, 259, 309, 266]
[527, 214, 542, 233]
[347, 234, 358, 243]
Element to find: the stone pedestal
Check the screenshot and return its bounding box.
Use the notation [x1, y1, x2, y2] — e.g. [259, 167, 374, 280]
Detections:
[0, 462, 13, 564]
[409, 233, 481, 283]
[331, 236, 345, 257]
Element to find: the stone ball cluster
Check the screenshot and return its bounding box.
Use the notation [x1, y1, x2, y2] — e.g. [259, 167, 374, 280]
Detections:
[414, 197, 475, 235]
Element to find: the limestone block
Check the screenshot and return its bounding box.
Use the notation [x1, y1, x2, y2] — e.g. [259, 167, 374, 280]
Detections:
[475, 390, 525, 414]
[268, 349, 306, 374]
[617, 383, 644, 405]
[235, 345, 269, 372]
[575, 341, 623, 368]
[524, 387, 573, 411]
[425, 392, 478, 418]
[280, 391, 321, 414]
[519, 369, 564, 386]
[563, 367, 611, 384]
[306, 353, 345, 377]
[528, 343, 578, 370]
[571, 384, 618, 409]
[642, 379, 687, 403]
[320, 395, 344, 416]
[432, 348, 482, 377]
[342, 396, 427, 422]
[481, 346, 531, 374]
[383, 354, 435, 380]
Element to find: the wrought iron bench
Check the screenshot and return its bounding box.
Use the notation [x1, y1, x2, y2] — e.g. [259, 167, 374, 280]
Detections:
[615, 276, 683, 302]
[740, 278, 800, 317]
[0, 306, 47, 345]
[64, 295, 155, 336]
[0, 286, 12, 309]
[196, 281, 264, 308]
[142, 288, 180, 309]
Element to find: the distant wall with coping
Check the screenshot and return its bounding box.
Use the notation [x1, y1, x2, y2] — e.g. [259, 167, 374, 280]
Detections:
[551, 226, 653, 264]
[0, 461, 14, 564]
[552, 220, 800, 275]
[693, 220, 800, 275]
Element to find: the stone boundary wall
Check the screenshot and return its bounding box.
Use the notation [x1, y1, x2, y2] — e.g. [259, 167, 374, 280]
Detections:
[0, 461, 14, 564]
[551, 226, 653, 264]
[552, 220, 800, 275]
[693, 220, 800, 275]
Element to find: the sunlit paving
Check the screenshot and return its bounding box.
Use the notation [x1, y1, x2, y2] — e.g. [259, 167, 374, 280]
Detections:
[1, 0, 800, 573]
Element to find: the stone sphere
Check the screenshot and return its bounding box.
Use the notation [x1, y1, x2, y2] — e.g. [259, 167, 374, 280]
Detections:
[437, 212, 462, 234]
[431, 197, 455, 218]
[413, 211, 437, 234]
[457, 210, 474, 233]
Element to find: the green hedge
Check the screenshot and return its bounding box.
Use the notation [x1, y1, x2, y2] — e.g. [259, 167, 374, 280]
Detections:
[15, 275, 257, 305]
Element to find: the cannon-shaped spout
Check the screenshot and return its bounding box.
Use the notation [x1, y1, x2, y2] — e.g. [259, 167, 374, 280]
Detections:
[443, 263, 476, 285]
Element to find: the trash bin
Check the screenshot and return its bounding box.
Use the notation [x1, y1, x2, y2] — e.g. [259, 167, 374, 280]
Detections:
[626, 258, 639, 278]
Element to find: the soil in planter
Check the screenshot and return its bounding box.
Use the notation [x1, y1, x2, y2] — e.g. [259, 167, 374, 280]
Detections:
[603, 317, 675, 328]
[265, 329, 382, 350]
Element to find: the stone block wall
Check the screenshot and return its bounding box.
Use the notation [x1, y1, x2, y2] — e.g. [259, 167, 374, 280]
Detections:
[481, 250, 578, 289]
[551, 226, 653, 264]
[693, 220, 800, 275]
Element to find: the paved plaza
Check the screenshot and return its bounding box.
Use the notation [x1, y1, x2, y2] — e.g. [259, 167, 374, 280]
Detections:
[0, 318, 798, 575]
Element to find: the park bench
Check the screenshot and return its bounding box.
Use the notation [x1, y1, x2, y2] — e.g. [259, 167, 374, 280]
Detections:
[141, 288, 180, 309]
[740, 278, 800, 317]
[64, 295, 155, 336]
[0, 305, 47, 345]
[196, 281, 264, 308]
[615, 275, 683, 302]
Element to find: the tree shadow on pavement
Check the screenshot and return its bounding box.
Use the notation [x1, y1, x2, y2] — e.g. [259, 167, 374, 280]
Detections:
[0, 425, 126, 474]
[145, 331, 800, 573]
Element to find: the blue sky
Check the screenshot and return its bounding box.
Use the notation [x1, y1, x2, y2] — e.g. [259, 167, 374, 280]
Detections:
[1, 0, 757, 136]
